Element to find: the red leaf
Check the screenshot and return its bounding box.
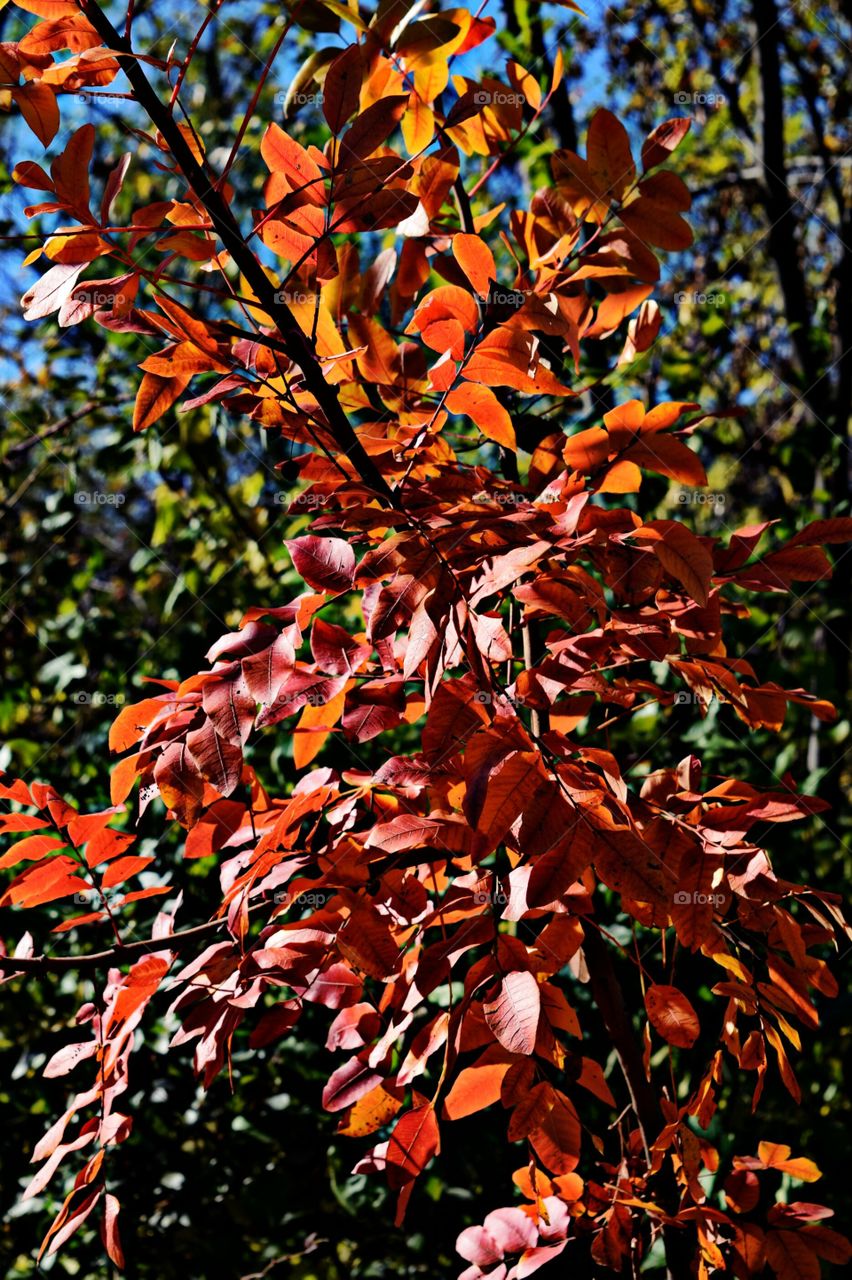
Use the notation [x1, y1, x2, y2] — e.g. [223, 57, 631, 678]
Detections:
[187, 717, 244, 795]
[386, 1103, 440, 1186]
[619, 197, 692, 251]
[644, 521, 713, 606]
[322, 1054, 382, 1113]
[340, 95, 408, 164]
[201, 669, 254, 747]
[484, 970, 541, 1056]
[641, 117, 691, 171]
[100, 1195, 125, 1269]
[323, 44, 364, 134]
[645, 983, 700, 1048]
[587, 107, 635, 202]
[287, 535, 356, 594]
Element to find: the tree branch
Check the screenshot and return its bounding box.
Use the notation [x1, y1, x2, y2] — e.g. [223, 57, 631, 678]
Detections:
[0, 912, 240, 975]
[79, 0, 395, 507]
[583, 926, 693, 1280]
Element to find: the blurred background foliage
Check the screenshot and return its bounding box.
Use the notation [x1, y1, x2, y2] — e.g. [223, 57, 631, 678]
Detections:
[0, 0, 849, 1275]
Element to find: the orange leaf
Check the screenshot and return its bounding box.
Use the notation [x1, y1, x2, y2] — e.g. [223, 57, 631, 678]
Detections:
[293, 682, 348, 768]
[12, 83, 60, 147]
[452, 232, 496, 297]
[757, 1142, 821, 1182]
[445, 382, 515, 449]
[109, 698, 169, 752]
[0, 855, 86, 909]
[764, 1230, 820, 1280]
[132, 372, 190, 432]
[261, 123, 325, 202]
[564, 425, 610, 472]
[624, 435, 707, 487]
[0, 834, 66, 870]
[101, 854, 154, 889]
[401, 96, 435, 155]
[338, 1083, 403, 1137]
[110, 753, 141, 805]
[14, 0, 78, 15]
[463, 328, 571, 396]
[443, 1046, 513, 1119]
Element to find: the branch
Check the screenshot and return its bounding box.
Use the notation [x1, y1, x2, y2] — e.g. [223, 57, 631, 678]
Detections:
[3, 395, 132, 460]
[0, 912, 237, 974]
[79, 0, 396, 507]
[583, 926, 694, 1280]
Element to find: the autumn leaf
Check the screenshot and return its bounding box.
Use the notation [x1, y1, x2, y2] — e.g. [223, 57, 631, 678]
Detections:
[452, 232, 496, 297]
[587, 108, 636, 202]
[645, 984, 700, 1049]
[483, 970, 541, 1056]
[12, 82, 60, 146]
[287, 535, 356, 594]
[132, 372, 191, 432]
[445, 382, 516, 449]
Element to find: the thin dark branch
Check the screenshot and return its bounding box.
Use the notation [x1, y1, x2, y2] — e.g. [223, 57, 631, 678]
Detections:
[0, 913, 232, 975]
[79, 0, 396, 507]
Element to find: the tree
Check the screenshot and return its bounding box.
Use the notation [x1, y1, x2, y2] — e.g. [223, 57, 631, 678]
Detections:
[1, 1, 850, 1276]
